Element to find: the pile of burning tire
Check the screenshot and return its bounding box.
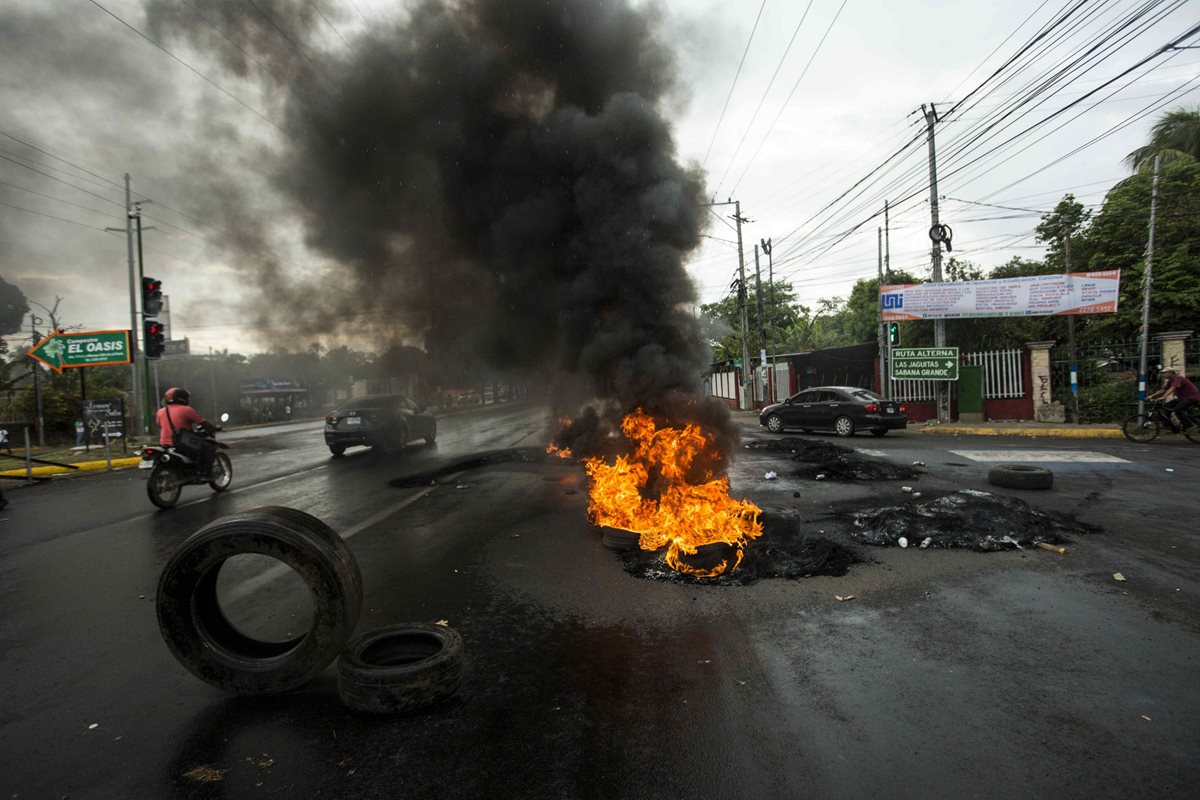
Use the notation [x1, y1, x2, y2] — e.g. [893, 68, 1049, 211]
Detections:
[156, 507, 462, 713]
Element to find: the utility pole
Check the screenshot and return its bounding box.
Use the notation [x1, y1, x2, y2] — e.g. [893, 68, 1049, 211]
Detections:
[133, 202, 153, 434]
[1064, 222, 1079, 424]
[877, 228, 886, 396]
[106, 174, 141, 441]
[754, 243, 767, 402]
[733, 201, 752, 410]
[922, 104, 949, 422]
[884, 200, 891, 399]
[30, 315, 44, 447]
[1137, 154, 1162, 417]
[761, 237, 774, 400]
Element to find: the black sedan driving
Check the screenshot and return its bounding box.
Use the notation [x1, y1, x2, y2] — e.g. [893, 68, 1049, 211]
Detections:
[324, 394, 437, 456]
[759, 386, 907, 437]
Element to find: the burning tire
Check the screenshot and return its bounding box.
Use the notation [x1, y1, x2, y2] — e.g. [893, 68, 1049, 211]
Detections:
[601, 527, 641, 551]
[156, 507, 363, 695]
[987, 464, 1053, 490]
[337, 624, 464, 714]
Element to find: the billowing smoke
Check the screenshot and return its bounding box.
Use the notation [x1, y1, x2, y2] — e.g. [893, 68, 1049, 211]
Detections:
[145, 0, 735, 464]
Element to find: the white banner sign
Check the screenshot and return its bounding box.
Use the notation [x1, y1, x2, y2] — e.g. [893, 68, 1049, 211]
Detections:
[881, 270, 1120, 321]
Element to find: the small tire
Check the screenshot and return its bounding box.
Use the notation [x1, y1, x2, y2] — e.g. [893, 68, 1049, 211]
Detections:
[765, 414, 784, 433]
[337, 624, 464, 714]
[601, 527, 641, 552]
[987, 463, 1053, 490]
[147, 464, 183, 509]
[156, 507, 363, 695]
[834, 415, 855, 437]
[209, 452, 233, 492]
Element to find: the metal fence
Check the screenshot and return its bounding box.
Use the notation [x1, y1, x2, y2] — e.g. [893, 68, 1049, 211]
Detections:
[888, 348, 1023, 402]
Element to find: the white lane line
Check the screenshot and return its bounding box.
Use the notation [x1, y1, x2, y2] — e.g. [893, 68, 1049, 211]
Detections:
[949, 449, 1129, 463]
[223, 474, 459, 603]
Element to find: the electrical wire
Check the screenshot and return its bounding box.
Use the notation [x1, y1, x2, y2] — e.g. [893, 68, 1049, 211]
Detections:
[701, 0, 768, 168]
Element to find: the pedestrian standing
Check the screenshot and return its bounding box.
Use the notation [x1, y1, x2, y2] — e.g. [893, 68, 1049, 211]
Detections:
[0, 427, 11, 456]
[75, 419, 86, 446]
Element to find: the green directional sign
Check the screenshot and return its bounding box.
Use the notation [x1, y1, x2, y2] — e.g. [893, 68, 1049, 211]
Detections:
[28, 329, 131, 374]
[891, 347, 959, 381]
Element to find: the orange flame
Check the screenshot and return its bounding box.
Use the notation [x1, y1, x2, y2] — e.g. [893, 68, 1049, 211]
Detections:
[583, 409, 762, 578]
[546, 443, 574, 460]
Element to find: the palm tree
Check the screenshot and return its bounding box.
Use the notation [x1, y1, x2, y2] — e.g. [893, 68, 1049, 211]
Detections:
[1124, 106, 1200, 173]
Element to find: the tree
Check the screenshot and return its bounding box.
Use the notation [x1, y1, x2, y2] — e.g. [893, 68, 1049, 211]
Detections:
[1124, 106, 1200, 173]
[1035, 194, 1092, 272]
[0, 276, 28, 341]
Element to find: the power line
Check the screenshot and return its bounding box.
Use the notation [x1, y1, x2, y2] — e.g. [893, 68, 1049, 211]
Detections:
[0, 199, 109, 231]
[701, 0, 767, 167]
[84, 0, 282, 132]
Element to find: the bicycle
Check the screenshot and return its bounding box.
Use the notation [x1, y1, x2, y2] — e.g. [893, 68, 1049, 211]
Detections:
[1121, 400, 1200, 443]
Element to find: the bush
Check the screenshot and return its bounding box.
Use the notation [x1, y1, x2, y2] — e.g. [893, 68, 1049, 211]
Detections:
[1077, 373, 1138, 423]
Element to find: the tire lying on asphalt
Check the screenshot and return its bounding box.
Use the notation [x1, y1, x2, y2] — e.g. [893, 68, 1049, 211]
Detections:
[601, 527, 642, 552]
[338, 624, 464, 714]
[156, 507, 363, 695]
[987, 463, 1054, 490]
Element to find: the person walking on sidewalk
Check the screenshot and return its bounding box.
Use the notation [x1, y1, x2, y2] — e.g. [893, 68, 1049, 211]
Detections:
[1148, 367, 1199, 432]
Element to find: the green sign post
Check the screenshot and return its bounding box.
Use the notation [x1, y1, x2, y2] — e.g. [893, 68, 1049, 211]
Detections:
[28, 329, 131, 374]
[890, 347, 959, 381]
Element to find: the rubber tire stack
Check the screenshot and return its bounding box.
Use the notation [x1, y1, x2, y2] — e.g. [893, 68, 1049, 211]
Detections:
[601, 527, 642, 551]
[337, 624, 464, 714]
[156, 507, 363, 695]
[987, 463, 1054, 490]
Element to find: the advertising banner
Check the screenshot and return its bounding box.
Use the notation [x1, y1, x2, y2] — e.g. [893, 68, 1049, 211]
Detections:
[881, 271, 1120, 321]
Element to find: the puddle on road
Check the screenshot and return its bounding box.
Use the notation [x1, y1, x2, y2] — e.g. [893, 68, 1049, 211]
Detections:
[389, 447, 550, 488]
[747, 437, 922, 481]
[850, 489, 1097, 551]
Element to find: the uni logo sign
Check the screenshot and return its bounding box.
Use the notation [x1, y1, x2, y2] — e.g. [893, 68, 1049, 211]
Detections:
[882, 293, 904, 309]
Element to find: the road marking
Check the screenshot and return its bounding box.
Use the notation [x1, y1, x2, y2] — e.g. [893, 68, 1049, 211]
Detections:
[949, 449, 1129, 463]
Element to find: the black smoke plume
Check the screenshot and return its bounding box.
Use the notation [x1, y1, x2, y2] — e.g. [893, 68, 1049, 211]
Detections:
[145, 0, 736, 463]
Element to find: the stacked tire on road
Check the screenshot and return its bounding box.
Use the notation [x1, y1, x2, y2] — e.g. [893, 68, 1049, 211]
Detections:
[156, 506, 464, 713]
[987, 463, 1054, 490]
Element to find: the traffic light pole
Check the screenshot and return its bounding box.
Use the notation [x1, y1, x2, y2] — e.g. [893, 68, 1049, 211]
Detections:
[123, 175, 142, 439]
[134, 205, 153, 434]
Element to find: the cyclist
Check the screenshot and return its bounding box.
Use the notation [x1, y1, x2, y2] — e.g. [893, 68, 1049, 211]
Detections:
[1148, 367, 1199, 433]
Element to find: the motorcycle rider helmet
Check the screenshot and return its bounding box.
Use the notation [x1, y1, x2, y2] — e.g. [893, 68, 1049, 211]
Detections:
[164, 387, 191, 406]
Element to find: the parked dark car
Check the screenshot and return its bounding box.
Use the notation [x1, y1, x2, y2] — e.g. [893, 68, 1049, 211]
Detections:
[324, 394, 436, 456]
[759, 386, 907, 437]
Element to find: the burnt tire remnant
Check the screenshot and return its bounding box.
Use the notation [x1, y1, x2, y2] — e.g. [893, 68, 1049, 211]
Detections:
[747, 437, 922, 481]
[337, 624, 464, 714]
[620, 510, 861, 585]
[156, 507, 363, 695]
[988, 463, 1054, 490]
[852, 490, 1089, 551]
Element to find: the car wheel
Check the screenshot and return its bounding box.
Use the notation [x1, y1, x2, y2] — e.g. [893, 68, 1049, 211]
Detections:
[425, 422, 437, 445]
[155, 507, 363, 695]
[330, 445, 346, 457]
[870, 429, 888, 437]
[834, 416, 855, 437]
[337, 624, 464, 714]
[987, 464, 1053, 490]
[765, 414, 783, 433]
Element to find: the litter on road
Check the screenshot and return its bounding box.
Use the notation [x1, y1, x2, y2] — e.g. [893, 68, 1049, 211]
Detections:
[1114, 572, 1127, 582]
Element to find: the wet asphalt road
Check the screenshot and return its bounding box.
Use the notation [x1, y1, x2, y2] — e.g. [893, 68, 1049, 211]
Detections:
[1, 405, 1198, 799]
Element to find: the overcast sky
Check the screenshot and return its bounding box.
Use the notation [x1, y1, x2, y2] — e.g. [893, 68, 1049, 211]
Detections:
[1, 0, 1197, 355]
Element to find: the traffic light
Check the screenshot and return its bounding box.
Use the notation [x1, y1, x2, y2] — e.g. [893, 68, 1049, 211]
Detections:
[887, 322, 900, 346]
[142, 277, 163, 317]
[144, 320, 165, 359]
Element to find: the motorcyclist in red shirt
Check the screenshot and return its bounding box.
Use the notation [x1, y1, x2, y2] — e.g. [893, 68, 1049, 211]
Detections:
[156, 388, 222, 473]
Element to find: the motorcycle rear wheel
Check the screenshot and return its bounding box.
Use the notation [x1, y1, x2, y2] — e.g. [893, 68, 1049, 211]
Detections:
[209, 452, 233, 492]
[148, 464, 184, 509]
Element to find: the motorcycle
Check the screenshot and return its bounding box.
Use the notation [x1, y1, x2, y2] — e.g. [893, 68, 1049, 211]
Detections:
[142, 414, 233, 509]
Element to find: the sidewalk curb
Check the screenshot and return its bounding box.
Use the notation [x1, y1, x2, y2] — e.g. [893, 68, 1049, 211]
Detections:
[915, 425, 1124, 439]
[0, 457, 142, 478]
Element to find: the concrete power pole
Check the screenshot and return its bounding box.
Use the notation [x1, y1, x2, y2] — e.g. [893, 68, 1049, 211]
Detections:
[1064, 223, 1079, 424]
[754, 243, 767, 402]
[922, 104, 949, 422]
[734, 201, 752, 411]
[1137, 154, 1162, 417]
[877, 227, 886, 396]
[118, 175, 141, 439]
